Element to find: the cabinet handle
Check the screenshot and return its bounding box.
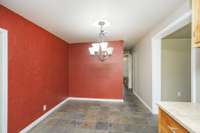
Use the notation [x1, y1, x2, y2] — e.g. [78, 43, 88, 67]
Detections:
[167, 125, 178, 133]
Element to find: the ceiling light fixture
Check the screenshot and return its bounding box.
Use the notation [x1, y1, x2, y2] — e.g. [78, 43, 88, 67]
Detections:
[89, 21, 113, 62]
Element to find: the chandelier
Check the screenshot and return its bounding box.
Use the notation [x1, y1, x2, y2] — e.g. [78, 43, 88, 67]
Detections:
[89, 21, 113, 62]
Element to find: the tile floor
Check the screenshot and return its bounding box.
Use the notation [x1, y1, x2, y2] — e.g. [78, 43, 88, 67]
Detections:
[29, 89, 157, 133]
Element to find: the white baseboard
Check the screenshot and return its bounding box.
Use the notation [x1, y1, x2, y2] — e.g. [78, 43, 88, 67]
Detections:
[19, 98, 70, 133]
[132, 91, 152, 113]
[68, 97, 124, 102]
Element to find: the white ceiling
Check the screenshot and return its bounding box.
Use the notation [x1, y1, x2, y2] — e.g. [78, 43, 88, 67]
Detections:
[0, 0, 186, 48]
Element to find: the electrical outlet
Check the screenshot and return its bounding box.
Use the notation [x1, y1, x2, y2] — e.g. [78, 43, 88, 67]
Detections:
[177, 91, 181, 97]
[43, 105, 47, 111]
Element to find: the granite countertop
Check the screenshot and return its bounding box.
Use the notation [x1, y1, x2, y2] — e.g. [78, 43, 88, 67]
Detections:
[158, 102, 200, 133]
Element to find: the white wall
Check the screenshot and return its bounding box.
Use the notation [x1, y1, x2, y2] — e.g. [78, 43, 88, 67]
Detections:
[128, 54, 132, 89]
[0, 32, 2, 133]
[133, 0, 191, 110]
[161, 39, 191, 102]
[123, 57, 128, 77]
[132, 52, 136, 91]
[134, 38, 152, 108]
[194, 49, 200, 103]
[0, 29, 8, 133]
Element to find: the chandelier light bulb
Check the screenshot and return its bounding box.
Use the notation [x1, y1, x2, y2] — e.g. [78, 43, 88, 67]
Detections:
[88, 21, 113, 61]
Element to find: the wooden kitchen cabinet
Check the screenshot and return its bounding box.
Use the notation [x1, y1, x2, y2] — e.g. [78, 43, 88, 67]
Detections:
[159, 108, 189, 133]
[192, 0, 200, 47]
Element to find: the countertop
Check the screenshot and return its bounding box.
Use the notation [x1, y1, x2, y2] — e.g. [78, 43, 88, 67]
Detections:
[158, 102, 200, 133]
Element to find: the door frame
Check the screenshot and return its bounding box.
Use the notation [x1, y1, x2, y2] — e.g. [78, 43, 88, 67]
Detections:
[0, 28, 8, 133]
[151, 11, 193, 114]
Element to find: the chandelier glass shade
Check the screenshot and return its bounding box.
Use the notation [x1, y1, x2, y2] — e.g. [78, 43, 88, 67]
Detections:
[89, 21, 113, 61]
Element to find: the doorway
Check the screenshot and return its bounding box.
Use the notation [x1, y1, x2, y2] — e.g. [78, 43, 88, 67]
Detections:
[0, 28, 8, 133]
[152, 11, 192, 114]
[123, 51, 133, 90]
[161, 24, 191, 102]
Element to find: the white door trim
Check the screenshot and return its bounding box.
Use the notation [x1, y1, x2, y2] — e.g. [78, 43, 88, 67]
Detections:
[0, 28, 8, 133]
[191, 48, 197, 103]
[151, 11, 192, 114]
[127, 53, 132, 90]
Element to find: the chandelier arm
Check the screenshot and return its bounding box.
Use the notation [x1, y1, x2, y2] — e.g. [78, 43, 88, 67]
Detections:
[89, 21, 113, 62]
[98, 50, 110, 62]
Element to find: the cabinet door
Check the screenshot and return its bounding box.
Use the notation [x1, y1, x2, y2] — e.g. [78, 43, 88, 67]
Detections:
[159, 109, 189, 133]
[193, 0, 200, 47]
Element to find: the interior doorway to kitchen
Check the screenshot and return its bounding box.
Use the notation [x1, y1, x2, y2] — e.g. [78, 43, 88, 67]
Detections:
[161, 23, 192, 102]
[152, 11, 192, 114]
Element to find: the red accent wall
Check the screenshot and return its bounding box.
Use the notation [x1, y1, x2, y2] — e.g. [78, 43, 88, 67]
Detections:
[0, 5, 69, 133]
[69, 41, 123, 99]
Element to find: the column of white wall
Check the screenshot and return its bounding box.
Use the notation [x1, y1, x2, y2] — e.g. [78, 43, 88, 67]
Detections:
[0, 32, 2, 133]
[128, 54, 132, 90]
[0, 29, 8, 133]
